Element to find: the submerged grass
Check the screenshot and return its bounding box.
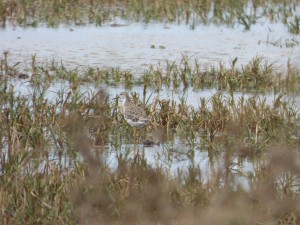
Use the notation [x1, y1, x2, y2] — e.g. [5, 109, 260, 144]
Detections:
[0, 55, 300, 224]
[0, 0, 300, 31]
[2, 53, 300, 94]
[288, 15, 300, 34]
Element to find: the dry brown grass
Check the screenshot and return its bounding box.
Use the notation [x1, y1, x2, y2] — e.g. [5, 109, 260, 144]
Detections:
[67, 143, 300, 225]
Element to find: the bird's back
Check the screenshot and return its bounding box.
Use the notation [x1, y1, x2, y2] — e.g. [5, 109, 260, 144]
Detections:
[123, 101, 148, 127]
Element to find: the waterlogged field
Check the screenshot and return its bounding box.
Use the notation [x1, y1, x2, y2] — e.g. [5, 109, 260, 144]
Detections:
[1, 19, 300, 73]
[1, 0, 300, 225]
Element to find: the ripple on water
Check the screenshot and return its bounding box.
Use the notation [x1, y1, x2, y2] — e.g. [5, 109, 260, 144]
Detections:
[0, 21, 299, 73]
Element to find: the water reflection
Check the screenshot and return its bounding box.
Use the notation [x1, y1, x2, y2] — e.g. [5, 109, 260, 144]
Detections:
[1, 20, 300, 190]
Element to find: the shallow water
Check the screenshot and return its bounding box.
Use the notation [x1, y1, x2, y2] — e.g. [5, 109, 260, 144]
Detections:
[3, 80, 299, 190]
[104, 138, 256, 189]
[8, 79, 299, 188]
[1, 20, 299, 74]
[11, 78, 300, 109]
[2, 19, 300, 188]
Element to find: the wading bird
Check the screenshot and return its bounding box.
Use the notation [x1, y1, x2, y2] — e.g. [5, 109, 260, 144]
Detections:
[118, 92, 149, 157]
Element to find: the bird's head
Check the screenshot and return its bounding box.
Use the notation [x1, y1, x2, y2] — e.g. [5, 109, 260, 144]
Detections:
[118, 92, 131, 105]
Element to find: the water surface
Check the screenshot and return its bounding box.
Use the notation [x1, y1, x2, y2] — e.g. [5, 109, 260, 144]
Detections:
[1, 20, 300, 188]
[1, 21, 299, 73]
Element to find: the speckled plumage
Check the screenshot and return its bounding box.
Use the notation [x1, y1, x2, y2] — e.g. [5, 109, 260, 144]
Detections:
[119, 92, 149, 127]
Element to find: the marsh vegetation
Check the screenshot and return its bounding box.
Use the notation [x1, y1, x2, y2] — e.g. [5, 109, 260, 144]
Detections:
[1, 0, 300, 30]
[1, 53, 300, 224]
[1, 0, 300, 224]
